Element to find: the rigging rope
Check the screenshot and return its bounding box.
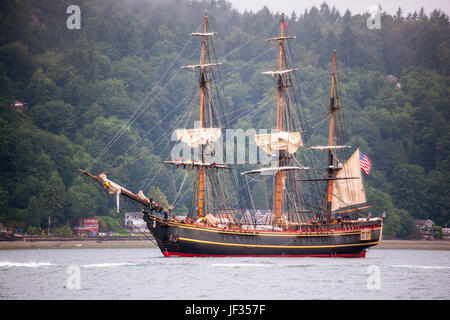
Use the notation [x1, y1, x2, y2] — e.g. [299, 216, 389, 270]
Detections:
[171, 170, 190, 208]
[86, 22, 202, 172]
[103, 94, 190, 173]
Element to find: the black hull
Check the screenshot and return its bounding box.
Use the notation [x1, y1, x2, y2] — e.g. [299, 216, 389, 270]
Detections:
[144, 214, 382, 257]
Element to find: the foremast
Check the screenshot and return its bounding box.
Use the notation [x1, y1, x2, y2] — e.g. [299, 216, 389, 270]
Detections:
[78, 13, 228, 223]
[174, 12, 228, 221]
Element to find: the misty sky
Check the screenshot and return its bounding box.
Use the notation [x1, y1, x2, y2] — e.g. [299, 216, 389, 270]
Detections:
[226, 0, 449, 16]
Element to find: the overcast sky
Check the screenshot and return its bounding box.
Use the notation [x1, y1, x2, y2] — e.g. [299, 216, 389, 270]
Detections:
[226, 0, 449, 16]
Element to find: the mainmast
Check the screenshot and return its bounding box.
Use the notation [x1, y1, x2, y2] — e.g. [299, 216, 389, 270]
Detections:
[274, 15, 285, 227]
[246, 13, 301, 228]
[265, 14, 296, 226]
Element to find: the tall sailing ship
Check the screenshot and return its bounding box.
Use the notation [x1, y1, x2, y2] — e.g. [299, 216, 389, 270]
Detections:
[80, 13, 382, 257]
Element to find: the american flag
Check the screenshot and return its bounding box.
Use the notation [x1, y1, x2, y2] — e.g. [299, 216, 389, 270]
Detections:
[360, 151, 371, 175]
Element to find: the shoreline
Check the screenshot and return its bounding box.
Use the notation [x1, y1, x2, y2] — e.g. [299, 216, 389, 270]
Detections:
[0, 239, 449, 250]
[0, 239, 158, 250]
[373, 239, 450, 250]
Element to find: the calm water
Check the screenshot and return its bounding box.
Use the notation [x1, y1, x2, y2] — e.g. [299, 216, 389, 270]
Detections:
[0, 247, 449, 300]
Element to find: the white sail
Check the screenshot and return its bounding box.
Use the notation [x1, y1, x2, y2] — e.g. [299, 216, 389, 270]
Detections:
[175, 128, 221, 148]
[241, 166, 309, 175]
[98, 173, 133, 213]
[310, 145, 350, 150]
[331, 148, 366, 212]
[254, 131, 303, 155]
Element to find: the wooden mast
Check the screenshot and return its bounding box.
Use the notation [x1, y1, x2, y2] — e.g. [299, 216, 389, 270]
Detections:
[198, 12, 208, 218]
[325, 50, 337, 221]
[274, 14, 285, 227]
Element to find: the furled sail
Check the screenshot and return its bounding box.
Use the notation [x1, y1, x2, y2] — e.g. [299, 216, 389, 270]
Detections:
[98, 173, 133, 212]
[331, 148, 366, 212]
[241, 166, 309, 175]
[254, 131, 303, 154]
[175, 128, 221, 148]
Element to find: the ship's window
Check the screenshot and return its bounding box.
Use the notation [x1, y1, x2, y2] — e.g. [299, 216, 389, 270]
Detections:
[361, 230, 371, 240]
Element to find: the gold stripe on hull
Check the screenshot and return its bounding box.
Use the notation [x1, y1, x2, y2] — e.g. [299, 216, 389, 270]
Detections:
[154, 217, 382, 238]
[178, 236, 381, 249]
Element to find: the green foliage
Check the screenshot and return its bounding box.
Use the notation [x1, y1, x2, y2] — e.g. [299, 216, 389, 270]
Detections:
[38, 171, 66, 226]
[26, 226, 41, 235]
[26, 196, 41, 228]
[97, 215, 126, 233]
[0, 41, 35, 85]
[384, 208, 417, 239]
[0, 185, 9, 215]
[65, 178, 100, 220]
[31, 100, 75, 135]
[148, 186, 169, 209]
[0, 0, 449, 239]
[53, 225, 73, 237]
[432, 225, 443, 239]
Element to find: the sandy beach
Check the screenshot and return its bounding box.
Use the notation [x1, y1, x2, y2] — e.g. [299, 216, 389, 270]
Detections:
[0, 238, 449, 250]
[373, 239, 450, 250]
[0, 239, 157, 250]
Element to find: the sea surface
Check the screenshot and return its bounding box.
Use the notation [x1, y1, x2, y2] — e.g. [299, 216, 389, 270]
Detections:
[0, 247, 449, 300]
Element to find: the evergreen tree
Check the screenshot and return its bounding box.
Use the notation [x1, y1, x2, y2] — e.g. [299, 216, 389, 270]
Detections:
[395, 7, 403, 20]
[339, 25, 357, 67]
[38, 171, 66, 226]
[26, 196, 40, 228]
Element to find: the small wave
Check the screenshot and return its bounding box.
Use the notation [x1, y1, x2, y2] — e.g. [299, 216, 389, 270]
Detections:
[282, 264, 316, 268]
[0, 261, 57, 268]
[81, 262, 135, 268]
[211, 263, 272, 267]
[391, 264, 450, 269]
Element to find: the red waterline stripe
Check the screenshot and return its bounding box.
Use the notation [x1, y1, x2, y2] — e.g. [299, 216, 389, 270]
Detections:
[162, 250, 366, 258]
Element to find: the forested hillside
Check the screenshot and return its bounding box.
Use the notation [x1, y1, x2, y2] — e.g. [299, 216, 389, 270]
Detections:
[0, 0, 449, 238]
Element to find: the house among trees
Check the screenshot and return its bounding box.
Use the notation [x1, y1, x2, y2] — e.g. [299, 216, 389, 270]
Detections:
[386, 74, 399, 83]
[0, 223, 12, 237]
[442, 228, 450, 241]
[124, 212, 146, 232]
[386, 74, 401, 88]
[442, 228, 450, 240]
[74, 217, 99, 236]
[10, 100, 25, 110]
[415, 219, 435, 239]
